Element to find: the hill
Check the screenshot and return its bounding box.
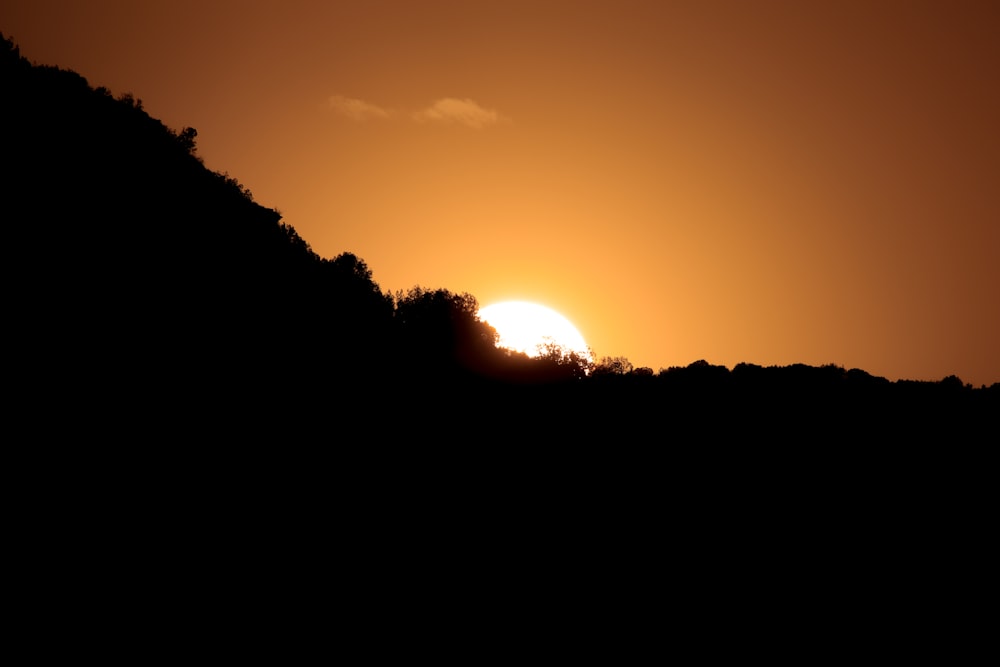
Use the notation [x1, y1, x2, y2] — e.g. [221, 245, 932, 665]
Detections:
[3, 34, 399, 424]
[2, 34, 994, 441]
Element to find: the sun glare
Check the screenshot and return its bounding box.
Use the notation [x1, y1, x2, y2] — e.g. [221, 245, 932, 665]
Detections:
[478, 301, 592, 361]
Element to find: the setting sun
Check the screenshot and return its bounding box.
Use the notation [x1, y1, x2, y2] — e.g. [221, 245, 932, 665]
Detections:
[478, 301, 592, 361]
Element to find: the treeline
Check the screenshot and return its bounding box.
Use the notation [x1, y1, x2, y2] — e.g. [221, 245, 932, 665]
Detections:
[2, 33, 994, 439]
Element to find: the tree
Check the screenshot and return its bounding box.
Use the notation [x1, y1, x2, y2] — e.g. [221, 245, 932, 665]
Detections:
[393, 287, 499, 376]
[534, 339, 594, 380]
[593, 355, 633, 376]
[177, 126, 197, 153]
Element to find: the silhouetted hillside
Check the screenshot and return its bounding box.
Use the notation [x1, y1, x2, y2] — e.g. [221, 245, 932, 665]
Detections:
[3, 34, 994, 440]
[3, 34, 396, 421]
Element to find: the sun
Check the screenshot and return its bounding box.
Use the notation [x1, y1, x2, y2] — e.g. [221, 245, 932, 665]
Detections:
[477, 301, 592, 361]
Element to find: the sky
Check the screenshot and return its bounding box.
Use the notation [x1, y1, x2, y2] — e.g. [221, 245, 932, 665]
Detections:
[6, 0, 999, 387]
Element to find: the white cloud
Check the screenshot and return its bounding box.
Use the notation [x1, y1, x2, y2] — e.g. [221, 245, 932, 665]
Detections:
[328, 95, 507, 129]
[413, 98, 506, 129]
[328, 95, 390, 121]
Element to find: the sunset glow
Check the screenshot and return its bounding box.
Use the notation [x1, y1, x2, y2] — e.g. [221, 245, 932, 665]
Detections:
[5, 0, 998, 387]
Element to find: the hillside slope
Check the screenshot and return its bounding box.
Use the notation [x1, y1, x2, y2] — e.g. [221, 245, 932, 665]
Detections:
[3, 34, 994, 440]
[3, 35, 395, 428]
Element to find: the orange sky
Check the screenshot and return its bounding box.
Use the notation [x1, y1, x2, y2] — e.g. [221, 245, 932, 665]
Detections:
[6, 0, 999, 386]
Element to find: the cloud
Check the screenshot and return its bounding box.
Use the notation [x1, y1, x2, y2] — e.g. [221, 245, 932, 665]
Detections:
[328, 95, 390, 121]
[413, 98, 506, 129]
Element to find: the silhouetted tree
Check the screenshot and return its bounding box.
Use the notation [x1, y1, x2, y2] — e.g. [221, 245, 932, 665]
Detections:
[593, 356, 633, 376]
[532, 340, 593, 381]
[393, 287, 499, 378]
[177, 126, 198, 154]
